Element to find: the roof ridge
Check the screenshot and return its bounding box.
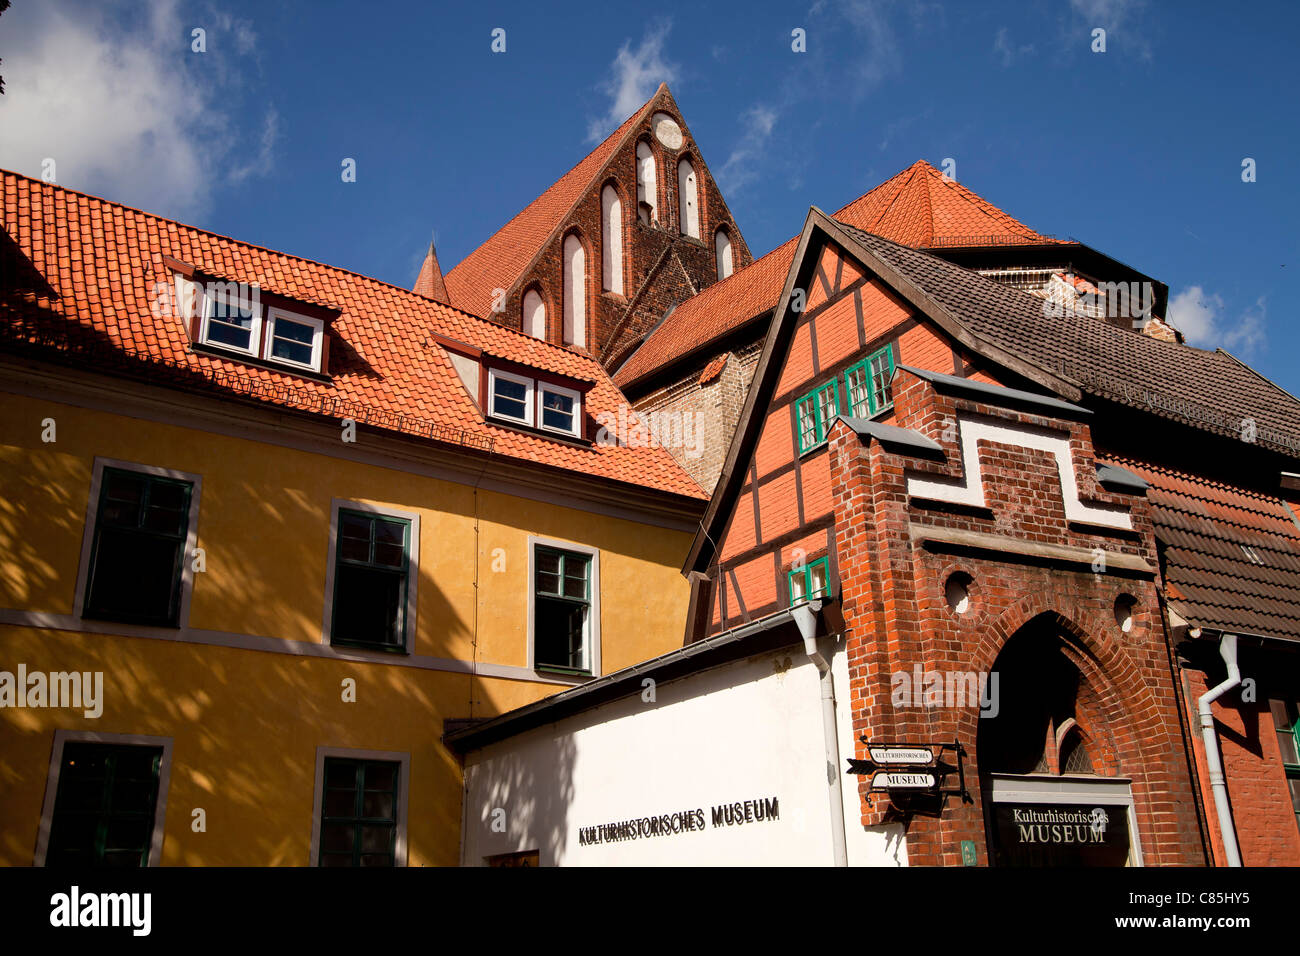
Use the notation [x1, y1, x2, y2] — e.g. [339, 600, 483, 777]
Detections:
[1, 169, 614, 372]
[1216, 346, 1300, 408]
[446, 89, 659, 280]
[0, 167, 426, 297]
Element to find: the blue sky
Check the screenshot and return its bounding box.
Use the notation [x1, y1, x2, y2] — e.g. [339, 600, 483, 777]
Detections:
[2, 0, 1297, 392]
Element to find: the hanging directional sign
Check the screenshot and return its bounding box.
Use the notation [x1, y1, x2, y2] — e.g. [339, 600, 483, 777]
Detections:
[846, 739, 973, 811]
[868, 746, 934, 765]
[872, 770, 935, 790]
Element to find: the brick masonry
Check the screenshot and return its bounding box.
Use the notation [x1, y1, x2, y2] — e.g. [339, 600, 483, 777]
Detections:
[486, 89, 752, 369]
[826, 368, 1206, 865]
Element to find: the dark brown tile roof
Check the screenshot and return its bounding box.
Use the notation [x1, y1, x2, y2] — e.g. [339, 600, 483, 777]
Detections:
[1104, 457, 1300, 642]
[835, 220, 1300, 459]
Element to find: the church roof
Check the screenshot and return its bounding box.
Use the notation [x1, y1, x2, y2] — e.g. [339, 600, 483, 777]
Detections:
[443, 86, 667, 321]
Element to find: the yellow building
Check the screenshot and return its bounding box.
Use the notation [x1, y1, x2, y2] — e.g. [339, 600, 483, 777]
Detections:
[0, 170, 705, 866]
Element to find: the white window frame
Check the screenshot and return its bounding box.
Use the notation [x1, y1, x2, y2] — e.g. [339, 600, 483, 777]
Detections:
[487, 368, 536, 426]
[198, 282, 263, 356]
[264, 306, 325, 372]
[73, 457, 203, 630]
[309, 746, 410, 867]
[321, 498, 420, 655]
[527, 535, 601, 679]
[536, 382, 582, 438]
[34, 730, 174, 866]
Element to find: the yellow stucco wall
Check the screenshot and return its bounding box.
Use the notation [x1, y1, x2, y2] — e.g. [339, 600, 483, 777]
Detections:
[0, 391, 695, 864]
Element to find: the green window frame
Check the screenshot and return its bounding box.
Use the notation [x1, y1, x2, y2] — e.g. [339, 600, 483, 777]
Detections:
[45, 742, 163, 867]
[318, 758, 399, 867]
[1269, 699, 1300, 836]
[843, 344, 896, 419]
[330, 509, 412, 651]
[533, 546, 592, 675]
[787, 556, 832, 606]
[83, 467, 192, 626]
[794, 379, 840, 454]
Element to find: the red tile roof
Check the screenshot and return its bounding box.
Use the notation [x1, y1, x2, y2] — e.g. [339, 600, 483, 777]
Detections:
[0, 169, 705, 501]
[443, 88, 662, 321]
[613, 159, 1064, 391]
[1103, 456, 1300, 642]
[412, 237, 450, 304]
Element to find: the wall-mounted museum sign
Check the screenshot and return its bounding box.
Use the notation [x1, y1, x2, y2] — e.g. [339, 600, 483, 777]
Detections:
[989, 803, 1131, 867]
[576, 796, 779, 846]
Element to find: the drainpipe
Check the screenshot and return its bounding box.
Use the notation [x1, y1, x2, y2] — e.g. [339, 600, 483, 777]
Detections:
[791, 599, 848, 867]
[1196, 633, 1242, 867]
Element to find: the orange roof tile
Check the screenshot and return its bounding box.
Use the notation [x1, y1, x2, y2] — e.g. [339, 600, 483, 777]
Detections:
[0, 169, 705, 501]
[412, 237, 450, 304]
[443, 87, 662, 321]
[613, 160, 1063, 390]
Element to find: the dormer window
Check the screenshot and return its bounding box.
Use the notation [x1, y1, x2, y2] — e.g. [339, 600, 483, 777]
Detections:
[485, 366, 586, 440]
[189, 277, 330, 375]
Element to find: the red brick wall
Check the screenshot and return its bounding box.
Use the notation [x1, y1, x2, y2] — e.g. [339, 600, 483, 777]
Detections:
[487, 93, 752, 369]
[827, 369, 1205, 865]
[1183, 666, 1300, 865]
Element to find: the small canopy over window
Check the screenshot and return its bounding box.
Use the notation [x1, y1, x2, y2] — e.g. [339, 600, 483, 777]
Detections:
[601, 185, 623, 295]
[636, 141, 657, 224]
[563, 234, 586, 348]
[715, 228, 733, 280]
[522, 289, 546, 339]
[677, 158, 699, 239]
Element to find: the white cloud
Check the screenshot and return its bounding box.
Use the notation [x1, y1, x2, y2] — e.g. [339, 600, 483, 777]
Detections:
[993, 27, 1035, 66]
[0, 0, 278, 219]
[1167, 286, 1267, 354]
[1068, 0, 1150, 58]
[718, 106, 779, 193]
[586, 21, 680, 143]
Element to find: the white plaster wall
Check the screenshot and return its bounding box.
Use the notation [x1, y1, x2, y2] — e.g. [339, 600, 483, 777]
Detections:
[463, 642, 906, 866]
[831, 632, 908, 866]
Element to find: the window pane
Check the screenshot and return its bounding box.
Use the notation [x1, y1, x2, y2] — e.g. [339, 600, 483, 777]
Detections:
[85, 529, 182, 624]
[334, 565, 404, 647]
[274, 317, 314, 344]
[492, 377, 529, 420]
[790, 571, 808, 603]
[364, 762, 397, 792]
[871, 349, 894, 410]
[797, 398, 817, 450]
[271, 336, 314, 366]
[46, 743, 162, 868]
[541, 388, 576, 432]
[324, 760, 356, 790]
[846, 367, 870, 417]
[535, 597, 587, 670]
[809, 561, 828, 597]
[319, 759, 398, 867]
[537, 550, 561, 575]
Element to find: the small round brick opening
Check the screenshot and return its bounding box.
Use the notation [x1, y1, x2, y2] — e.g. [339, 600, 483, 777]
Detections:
[945, 572, 973, 614]
[1114, 593, 1137, 633]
